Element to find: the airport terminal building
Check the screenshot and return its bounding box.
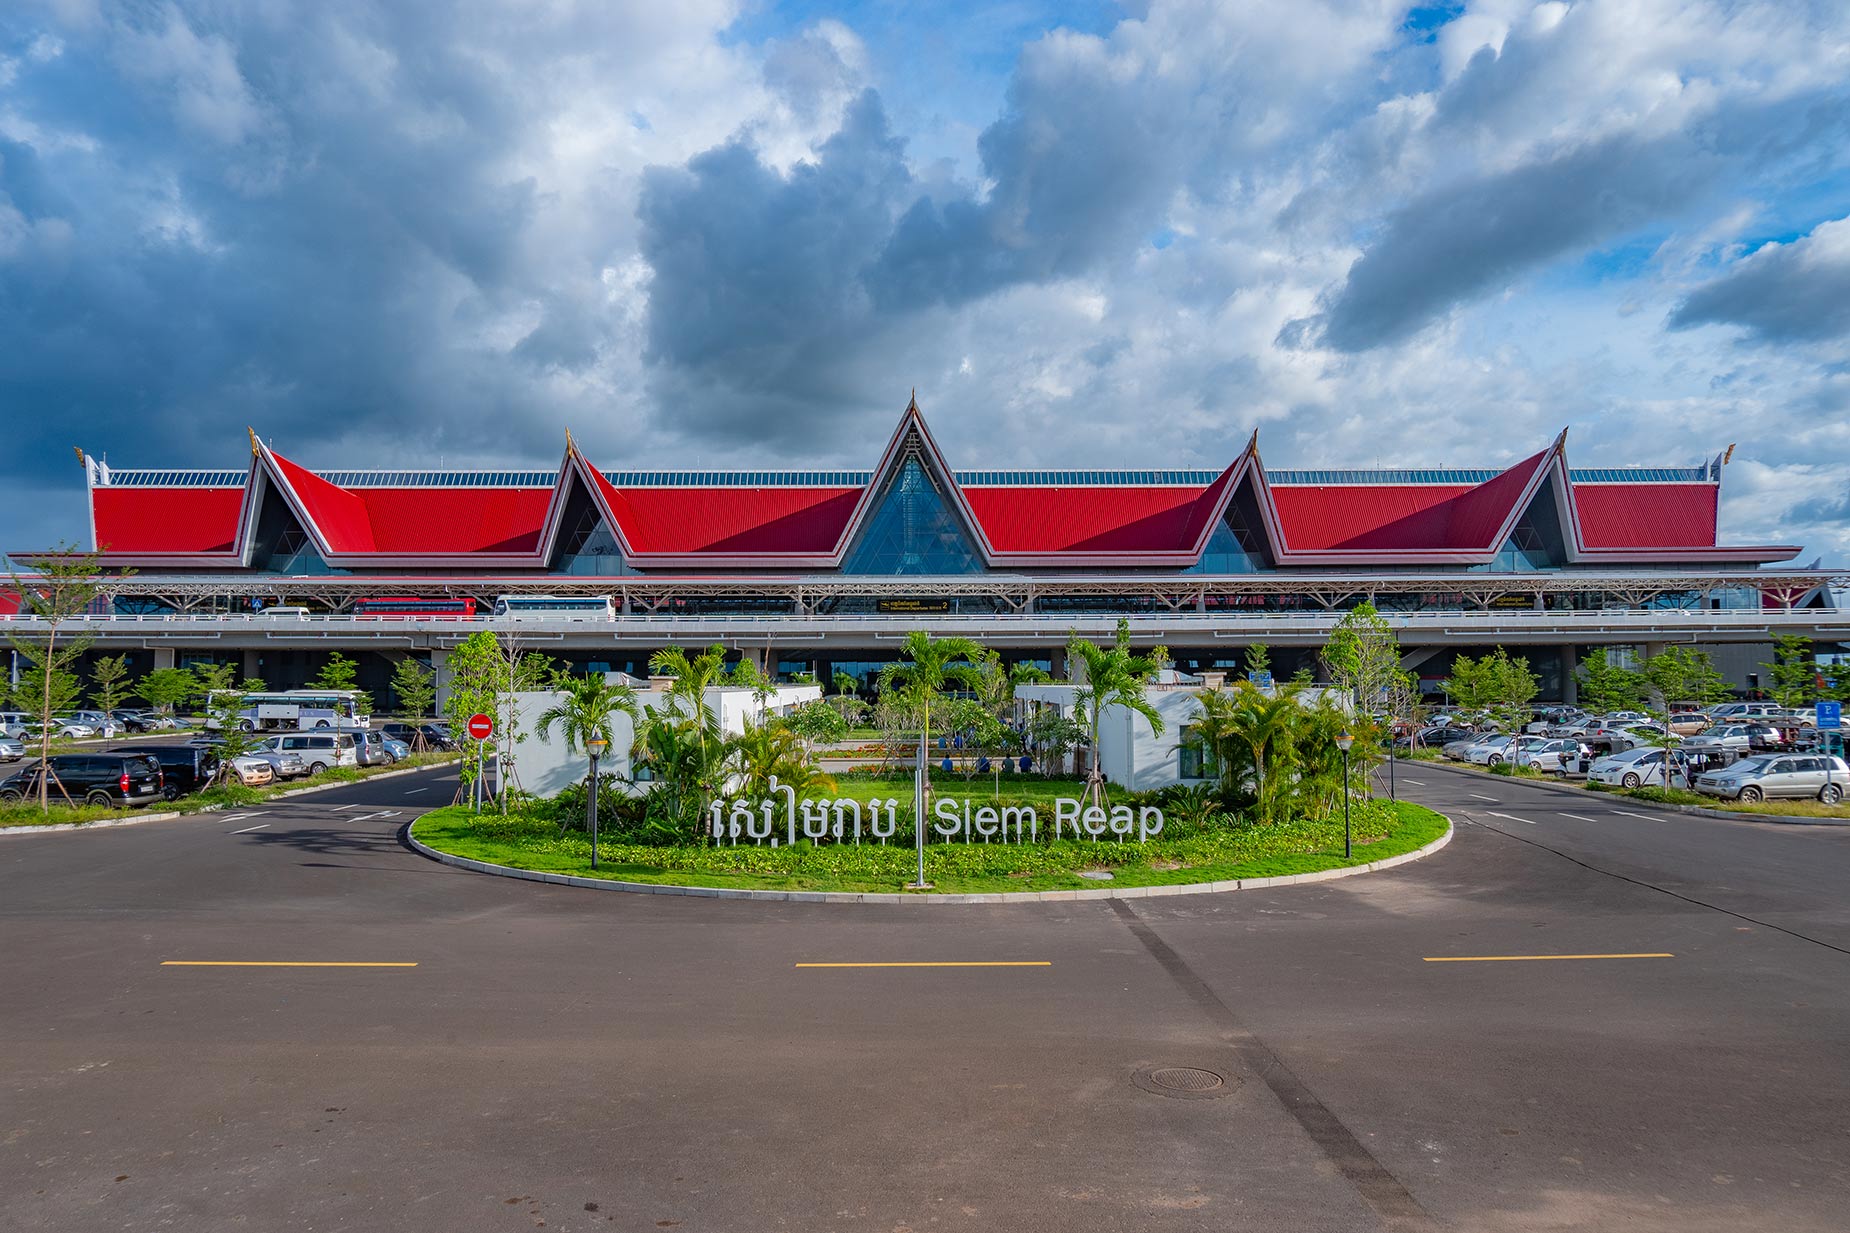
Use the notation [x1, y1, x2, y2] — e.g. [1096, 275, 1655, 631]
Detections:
[25, 400, 1849, 702]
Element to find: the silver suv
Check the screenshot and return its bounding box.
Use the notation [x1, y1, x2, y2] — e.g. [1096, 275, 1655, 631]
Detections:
[1695, 754, 1849, 804]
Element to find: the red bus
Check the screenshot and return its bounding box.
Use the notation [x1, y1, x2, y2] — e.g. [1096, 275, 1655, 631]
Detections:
[351, 596, 478, 619]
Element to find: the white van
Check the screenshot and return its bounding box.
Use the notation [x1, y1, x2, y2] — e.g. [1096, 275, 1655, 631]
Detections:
[269, 731, 358, 774]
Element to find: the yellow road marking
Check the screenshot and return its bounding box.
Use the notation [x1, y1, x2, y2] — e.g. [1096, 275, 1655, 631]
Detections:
[795, 961, 1052, 968]
[160, 961, 419, 968]
[1422, 953, 1673, 963]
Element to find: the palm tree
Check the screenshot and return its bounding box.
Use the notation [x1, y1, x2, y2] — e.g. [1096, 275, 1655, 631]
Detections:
[647, 644, 729, 793]
[536, 673, 640, 762]
[876, 630, 986, 768]
[1066, 619, 1165, 806]
[1196, 682, 1300, 824]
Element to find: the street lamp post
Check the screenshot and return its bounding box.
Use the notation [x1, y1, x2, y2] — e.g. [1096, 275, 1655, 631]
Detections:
[1336, 730, 1355, 860]
[586, 735, 609, 870]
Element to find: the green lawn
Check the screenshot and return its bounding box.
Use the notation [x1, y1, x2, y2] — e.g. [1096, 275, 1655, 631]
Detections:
[412, 798, 1449, 895]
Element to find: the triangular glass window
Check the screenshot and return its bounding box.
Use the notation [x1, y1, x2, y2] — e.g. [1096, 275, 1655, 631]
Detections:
[250, 480, 345, 574]
[1489, 481, 1565, 572]
[549, 476, 633, 576]
[840, 453, 985, 575]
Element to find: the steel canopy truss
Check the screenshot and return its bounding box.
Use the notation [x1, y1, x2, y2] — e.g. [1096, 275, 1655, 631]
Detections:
[63, 568, 1849, 615]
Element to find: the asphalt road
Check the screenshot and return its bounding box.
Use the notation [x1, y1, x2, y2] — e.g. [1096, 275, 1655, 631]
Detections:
[3, 764, 1848, 1232]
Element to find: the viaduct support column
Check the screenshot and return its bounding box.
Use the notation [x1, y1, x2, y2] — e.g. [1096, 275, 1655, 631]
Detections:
[431, 648, 453, 714]
[1559, 645, 1578, 706]
[242, 649, 261, 682]
[153, 648, 176, 671]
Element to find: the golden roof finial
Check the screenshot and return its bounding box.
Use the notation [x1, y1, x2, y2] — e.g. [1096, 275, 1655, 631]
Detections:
[248, 426, 262, 456]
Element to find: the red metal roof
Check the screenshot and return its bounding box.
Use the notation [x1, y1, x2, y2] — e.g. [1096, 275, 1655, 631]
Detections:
[270, 451, 375, 553]
[1573, 483, 1718, 550]
[1268, 449, 1549, 553]
[92, 487, 243, 554]
[355, 488, 552, 555]
[607, 486, 860, 555]
[71, 413, 1792, 568]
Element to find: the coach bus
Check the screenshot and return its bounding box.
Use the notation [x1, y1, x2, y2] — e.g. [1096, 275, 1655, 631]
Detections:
[352, 596, 478, 618]
[491, 595, 616, 621]
[214, 689, 371, 732]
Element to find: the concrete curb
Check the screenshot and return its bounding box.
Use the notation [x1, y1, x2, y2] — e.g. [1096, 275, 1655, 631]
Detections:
[0, 759, 461, 837]
[401, 815, 1454, 905]
[1413, 758, 1850, 827]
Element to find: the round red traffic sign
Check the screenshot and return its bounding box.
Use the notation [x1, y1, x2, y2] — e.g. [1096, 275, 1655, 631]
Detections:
[465, 713, 494, 741]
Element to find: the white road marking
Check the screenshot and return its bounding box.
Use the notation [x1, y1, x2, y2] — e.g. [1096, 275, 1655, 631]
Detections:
[219, 812, 268, 823]
[1614, 810, 1657, 820]
[1488, 812, 1536, 825]
[344, 810, 403, 823]
[228, 823, 271, 835]
[402, 787, 427, 795]
[1469, 793, 1499, 801]
[1560, 813, 1599, 822]
[1402, 778, 1426, 786]
[331, 804, 365, 812]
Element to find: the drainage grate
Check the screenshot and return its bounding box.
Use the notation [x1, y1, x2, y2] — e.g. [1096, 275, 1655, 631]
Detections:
[1133, 1064, 1238, 1100]
[1150, 1067, 1224, 1092]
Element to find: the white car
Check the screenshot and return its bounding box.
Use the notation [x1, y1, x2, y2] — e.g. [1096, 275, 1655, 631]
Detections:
[1503, 738, 1588, 772]
[69, 712, 124, 739]
[1465, 735, 1521, 765]
[0, 737, 25, 762]
[1588, 747, 1673, 789]
[40, 719, 97, 739]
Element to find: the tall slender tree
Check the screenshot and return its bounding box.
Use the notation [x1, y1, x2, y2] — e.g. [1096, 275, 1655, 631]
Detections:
[7, 548, 121, 812]
[1065, 619, 1165, 806]
[89, 654, 134, 714]
[876, 630, 986, 771]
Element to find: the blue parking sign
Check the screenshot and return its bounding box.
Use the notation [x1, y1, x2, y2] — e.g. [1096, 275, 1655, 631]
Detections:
[1818, 701, 1842, 730]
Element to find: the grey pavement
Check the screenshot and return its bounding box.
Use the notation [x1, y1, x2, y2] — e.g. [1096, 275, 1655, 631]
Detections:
[2, 764, 1848, 1232]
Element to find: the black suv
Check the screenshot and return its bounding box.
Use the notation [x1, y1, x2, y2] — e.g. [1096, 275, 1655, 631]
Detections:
[1, 753, 165, 808]
[113, 743, 221, 800]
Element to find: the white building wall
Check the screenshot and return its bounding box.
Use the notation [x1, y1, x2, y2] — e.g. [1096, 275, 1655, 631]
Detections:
[510, 682, 822, 799]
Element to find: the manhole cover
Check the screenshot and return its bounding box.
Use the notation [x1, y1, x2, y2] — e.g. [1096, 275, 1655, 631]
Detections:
[1150, 1067, 1223, 1092]
[1132, 1064, 1238, 1100]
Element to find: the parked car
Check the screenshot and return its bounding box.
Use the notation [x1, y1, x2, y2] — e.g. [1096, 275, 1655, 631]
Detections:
[0, 753, 165, 807]
[23, 719, 95, 741]
[1464, 735, 1521, 765]
[114, 743, 222, 800]
[1686, 723, 1782, 754]
[0, 711, 32, 739]
[224, 755, 277, 787]
[1526, 706, 1585, 734]
[376, 722, 422, 744]
[69, 712, 126, 739]
[0, 737, 25, 762]
[336, 729, 395, 768]
[381, 736, 412, 761]
[1398, 725, 1474, 751]
[248, 736, 319, 779]
[418, 724, 458, 752]
[1441, 736, 1482, 760]
[1504, 737, 1589, 773]
[265, 732, 359, 775]
[1705, 702, 1781, 722]
[1588, 747, 1674, 789]
[106, 709, 153, 733]
[1695, 754, 1849, 804]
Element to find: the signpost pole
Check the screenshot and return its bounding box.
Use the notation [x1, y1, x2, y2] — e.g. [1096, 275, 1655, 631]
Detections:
[908, 733, 928, 889]
[1819, 701, 1842, 802]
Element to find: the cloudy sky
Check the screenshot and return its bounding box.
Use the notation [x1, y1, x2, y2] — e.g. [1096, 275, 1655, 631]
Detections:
[2, 0, 1848, 563]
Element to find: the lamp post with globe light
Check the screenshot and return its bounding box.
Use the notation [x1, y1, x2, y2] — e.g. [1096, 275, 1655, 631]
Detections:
[586, 734, 609, 869]
[1335, 730, 1354, 860]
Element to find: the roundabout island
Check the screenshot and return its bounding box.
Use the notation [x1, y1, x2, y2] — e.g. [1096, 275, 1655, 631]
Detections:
[407, 773, 1452, 901]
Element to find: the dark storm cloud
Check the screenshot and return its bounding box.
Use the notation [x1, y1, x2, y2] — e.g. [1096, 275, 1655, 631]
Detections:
[0, 1, 629, 539]
[1669, 219, 1850, 343]
[1288, 91, 1850, 353]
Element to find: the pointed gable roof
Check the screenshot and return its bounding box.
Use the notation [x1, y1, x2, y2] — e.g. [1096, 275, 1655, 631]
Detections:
[1255, 437, 1561, 563]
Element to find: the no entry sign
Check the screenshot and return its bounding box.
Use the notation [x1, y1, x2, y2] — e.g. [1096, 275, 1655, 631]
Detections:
[466, 713, 494, 741]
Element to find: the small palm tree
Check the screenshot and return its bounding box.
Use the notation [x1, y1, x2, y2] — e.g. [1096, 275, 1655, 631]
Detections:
[1201, 683, 1300, 825]
[537, 674, 640, 764]
[877, 630, 986, 769]
[1066, 619, 1165, 806]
